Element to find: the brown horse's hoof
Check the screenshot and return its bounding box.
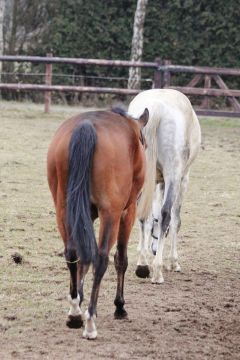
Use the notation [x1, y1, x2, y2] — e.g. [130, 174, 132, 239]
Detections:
[135, 265, 150, 278]
[114, 308, 128, 320]
[66, 315, 83, 329]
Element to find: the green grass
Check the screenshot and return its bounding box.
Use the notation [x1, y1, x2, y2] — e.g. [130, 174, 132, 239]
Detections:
[199, 116, 240, 128]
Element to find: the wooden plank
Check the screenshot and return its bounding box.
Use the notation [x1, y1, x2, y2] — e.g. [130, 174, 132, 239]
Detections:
[0, 55, 156, 68]
[195, 109, 240, 118]
[1, 56, 240, 76]
[0, 83, 141, 95]
[158, 64, 240, 76]
[1, 83, 240, 97]
[167, 86, 240, 97]
[186, 74, 202, 87]
[213, 75, 240, 111]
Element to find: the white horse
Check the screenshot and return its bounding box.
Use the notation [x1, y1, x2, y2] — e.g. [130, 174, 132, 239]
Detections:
[128, 89, 201, 284]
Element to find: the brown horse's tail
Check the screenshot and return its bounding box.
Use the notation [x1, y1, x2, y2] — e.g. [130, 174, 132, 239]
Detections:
[66, 121, 97, 265]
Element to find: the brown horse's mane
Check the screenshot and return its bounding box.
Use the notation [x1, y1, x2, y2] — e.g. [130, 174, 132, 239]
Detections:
[111, 107, 133, 120]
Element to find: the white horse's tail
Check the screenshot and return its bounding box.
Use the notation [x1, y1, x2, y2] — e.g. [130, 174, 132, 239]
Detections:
[137, 112, 159, 220]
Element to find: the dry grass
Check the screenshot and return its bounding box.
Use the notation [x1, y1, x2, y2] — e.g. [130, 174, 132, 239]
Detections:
[0, 101, 239, 359]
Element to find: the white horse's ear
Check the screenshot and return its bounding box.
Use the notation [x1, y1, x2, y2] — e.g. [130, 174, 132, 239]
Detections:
[139, 108, 149, 128]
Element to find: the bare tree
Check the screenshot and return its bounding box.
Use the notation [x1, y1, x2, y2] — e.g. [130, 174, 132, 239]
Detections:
[128, 0, 148, 90]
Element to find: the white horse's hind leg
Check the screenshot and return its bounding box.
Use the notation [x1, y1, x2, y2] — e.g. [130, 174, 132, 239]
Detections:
[168, 203, 181, 272]
[151, 184, 165, 284]
[169, 173, 189, 272]
[152, 232, 165, 284]
[168, 220, 181, 272]
[136, 184, 163, 280]
[135, 219, 151, 278]
[151, 184, 162, 254]
[137, 219, 151, 266]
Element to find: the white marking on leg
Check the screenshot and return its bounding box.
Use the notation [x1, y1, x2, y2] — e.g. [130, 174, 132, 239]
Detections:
[151, 184, 165, 283]
[169, 228, 181, 272]
[68, 294, 82, 316]
[168, 174, 188, 272]
[83, 310, 97, 340]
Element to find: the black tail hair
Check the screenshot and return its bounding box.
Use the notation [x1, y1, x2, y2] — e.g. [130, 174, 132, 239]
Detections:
[66, 121, 97, 264]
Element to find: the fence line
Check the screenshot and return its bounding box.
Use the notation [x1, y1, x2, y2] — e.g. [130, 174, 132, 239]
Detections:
[1, 83, 240, 98]
[0, 55, 240, 117]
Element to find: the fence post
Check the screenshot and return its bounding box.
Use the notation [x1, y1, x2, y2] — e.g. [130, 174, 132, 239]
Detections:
[201, 75, 211, 109]
[163, 59, 171, 88]
[44, 52, 52, 113]
[153, 57, 163, 88]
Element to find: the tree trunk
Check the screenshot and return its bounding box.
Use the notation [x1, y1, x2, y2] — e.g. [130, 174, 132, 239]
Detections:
[128, 0, 148, 90]
[0, 0, 5, 79]
[8, 0, 17, 55]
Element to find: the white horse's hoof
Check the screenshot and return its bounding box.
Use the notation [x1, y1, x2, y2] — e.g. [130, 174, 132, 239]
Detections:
[171, 261, 181, 272]
[164, 264, 171, 271]
[166, 261, 181, 272]
[174, 263, 181, 272]
[152, 263, 164, 284]
[151, 275, 164, 284]
[82, 328, 98, 340]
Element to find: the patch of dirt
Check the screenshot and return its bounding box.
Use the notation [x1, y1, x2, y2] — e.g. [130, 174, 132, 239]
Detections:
[0, 102, 239, 359]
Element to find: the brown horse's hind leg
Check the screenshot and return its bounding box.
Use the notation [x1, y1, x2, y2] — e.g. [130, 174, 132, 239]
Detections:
[65, 249, 83, 328]
[64, 234, 84, 328]
[114, 245, 128, 319]
[54, 187, 83, 328]
[83, 212, 121, 339]
[114, 203, 136, 319]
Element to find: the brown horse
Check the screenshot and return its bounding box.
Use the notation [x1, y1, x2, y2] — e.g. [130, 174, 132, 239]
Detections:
[47, 108, 148, 339]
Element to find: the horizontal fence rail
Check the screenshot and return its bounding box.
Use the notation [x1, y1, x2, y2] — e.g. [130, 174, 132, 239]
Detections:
[0, 83, 140, 95]
[1, 83, 240, 97]
[157, 64, 240, 76]
[0, 55, 157, 68]
[0, 55, 240, 117]
[168, 86, 240, 97]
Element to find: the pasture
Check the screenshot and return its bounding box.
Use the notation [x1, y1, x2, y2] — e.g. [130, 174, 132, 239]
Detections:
[0, 101, 239, 359]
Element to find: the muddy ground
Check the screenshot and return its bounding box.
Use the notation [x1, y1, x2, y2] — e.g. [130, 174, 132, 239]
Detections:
[0, 102, 239, 359]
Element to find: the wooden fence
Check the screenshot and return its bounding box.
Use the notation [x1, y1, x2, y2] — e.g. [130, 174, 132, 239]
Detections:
[0, 55, 240, 117]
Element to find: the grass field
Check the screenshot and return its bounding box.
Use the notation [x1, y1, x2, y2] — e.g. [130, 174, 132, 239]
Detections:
[0, 101, 239, 359]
